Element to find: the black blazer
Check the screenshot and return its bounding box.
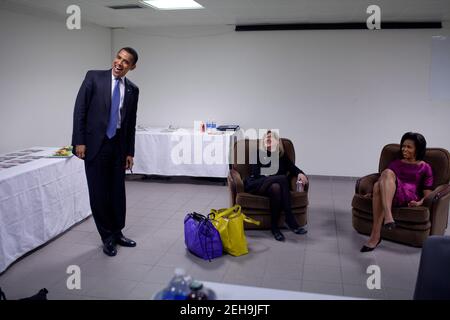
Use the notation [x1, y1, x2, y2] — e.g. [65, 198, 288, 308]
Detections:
[72, 69, 139, 162]
[244, 152, 306, 193]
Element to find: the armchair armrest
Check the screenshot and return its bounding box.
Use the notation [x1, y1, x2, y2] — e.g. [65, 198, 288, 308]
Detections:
[423, 184, 450, 235]
[228, 169, 244, 193]
[423, 184, 450, 208]
[228, 169, 244, 207]
[355, 173, 380, 195]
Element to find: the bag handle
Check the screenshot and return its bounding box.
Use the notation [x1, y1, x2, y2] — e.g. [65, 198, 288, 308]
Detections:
[191, 212, 207, 221]
[209, 205, 260, 226]
[209, 205, 241, 220]
[243, 215, 260, 226]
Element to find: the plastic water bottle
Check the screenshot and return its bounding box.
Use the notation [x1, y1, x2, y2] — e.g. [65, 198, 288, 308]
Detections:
[161, 268, 190, 300]
[296, 180, 304, 192]
[187, 281, 209, 300]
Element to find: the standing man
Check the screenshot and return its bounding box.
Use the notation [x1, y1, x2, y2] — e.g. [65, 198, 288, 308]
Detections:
[72, 47, 139, 256]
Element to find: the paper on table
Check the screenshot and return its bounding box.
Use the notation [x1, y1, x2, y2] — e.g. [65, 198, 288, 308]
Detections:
[5, 159, 32, 164]
[0, 163, 17, 168]
[5, 152, 29, 157]
[20, 156, 44, 160]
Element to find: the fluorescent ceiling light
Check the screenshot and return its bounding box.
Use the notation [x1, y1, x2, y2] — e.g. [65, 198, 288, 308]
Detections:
[140, 0, 204, 10]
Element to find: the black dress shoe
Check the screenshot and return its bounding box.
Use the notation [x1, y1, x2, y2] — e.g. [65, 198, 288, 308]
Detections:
[271, 229, 285, 242]
[360, 239, 382, 253]
[383, 222, 396, 231]
[103, 241, 117, 256]
[116, 236, 137, 247]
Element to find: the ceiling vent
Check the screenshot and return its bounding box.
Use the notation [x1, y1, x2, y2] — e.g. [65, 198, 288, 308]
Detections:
[107, 4, 144, 10]
[235, 22, 442, 31]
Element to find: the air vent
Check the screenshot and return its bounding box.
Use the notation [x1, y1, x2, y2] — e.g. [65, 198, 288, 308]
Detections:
[108, 5, 144, 10]
[235, 22, 442, 31]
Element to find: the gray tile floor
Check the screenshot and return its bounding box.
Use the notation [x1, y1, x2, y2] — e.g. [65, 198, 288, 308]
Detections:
[1, 176, 449, 300]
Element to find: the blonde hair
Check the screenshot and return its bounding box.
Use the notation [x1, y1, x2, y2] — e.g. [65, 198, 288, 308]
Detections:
[259, 130, 284, 156]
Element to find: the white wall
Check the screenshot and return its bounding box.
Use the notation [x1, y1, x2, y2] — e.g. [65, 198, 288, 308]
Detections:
[113, 26, 450, 177]
[0, 8, 111, 154]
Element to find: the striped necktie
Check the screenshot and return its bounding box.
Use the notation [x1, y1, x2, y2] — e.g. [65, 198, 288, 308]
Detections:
[106, 77, 121, 139]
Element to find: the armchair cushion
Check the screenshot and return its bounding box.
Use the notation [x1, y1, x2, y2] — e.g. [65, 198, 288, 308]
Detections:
[236, 191, 308, 211]
[352, 194, 430, 223]
[236, 193, 269, 210]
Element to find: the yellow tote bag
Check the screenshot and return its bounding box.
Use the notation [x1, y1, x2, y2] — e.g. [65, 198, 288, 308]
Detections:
[209, 205, 260, 256]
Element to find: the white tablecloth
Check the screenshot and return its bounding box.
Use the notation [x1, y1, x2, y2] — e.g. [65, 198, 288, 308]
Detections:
[133, 128, 236, 178]
[0, 147, 91, 273]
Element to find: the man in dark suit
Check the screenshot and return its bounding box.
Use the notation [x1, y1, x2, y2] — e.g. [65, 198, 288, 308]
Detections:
[72, 47, 139, 256]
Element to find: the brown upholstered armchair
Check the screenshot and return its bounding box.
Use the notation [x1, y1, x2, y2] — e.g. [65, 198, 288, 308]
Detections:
[352, 144, 450, 247]
[228, 138, 309, 229]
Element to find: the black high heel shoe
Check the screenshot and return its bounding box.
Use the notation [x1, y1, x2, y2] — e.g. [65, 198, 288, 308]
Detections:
[360, 238, 382, 252]
[271, 229, 285, 242]
[285, 222, 308, 235]
[383, 221, 396, 231]
[290, 226, 307, 235]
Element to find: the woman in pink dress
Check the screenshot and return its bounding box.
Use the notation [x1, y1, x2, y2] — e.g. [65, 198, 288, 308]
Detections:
[361, 132, 434, 252]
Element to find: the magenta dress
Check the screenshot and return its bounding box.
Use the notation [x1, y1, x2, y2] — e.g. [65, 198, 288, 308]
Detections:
[387, 159, 434, 207]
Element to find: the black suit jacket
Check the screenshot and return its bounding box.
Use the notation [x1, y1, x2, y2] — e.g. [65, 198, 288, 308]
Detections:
[72, 69, 139, 162]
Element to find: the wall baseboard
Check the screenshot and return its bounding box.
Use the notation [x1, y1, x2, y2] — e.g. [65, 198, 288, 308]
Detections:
[308, 175, 359, 181]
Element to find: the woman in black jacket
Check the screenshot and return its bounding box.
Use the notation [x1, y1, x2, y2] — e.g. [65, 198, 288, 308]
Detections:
[244, 130, 308, 241]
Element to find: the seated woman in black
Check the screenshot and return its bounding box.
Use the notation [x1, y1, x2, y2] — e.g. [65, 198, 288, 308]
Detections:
[244, 130, 309, 241]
